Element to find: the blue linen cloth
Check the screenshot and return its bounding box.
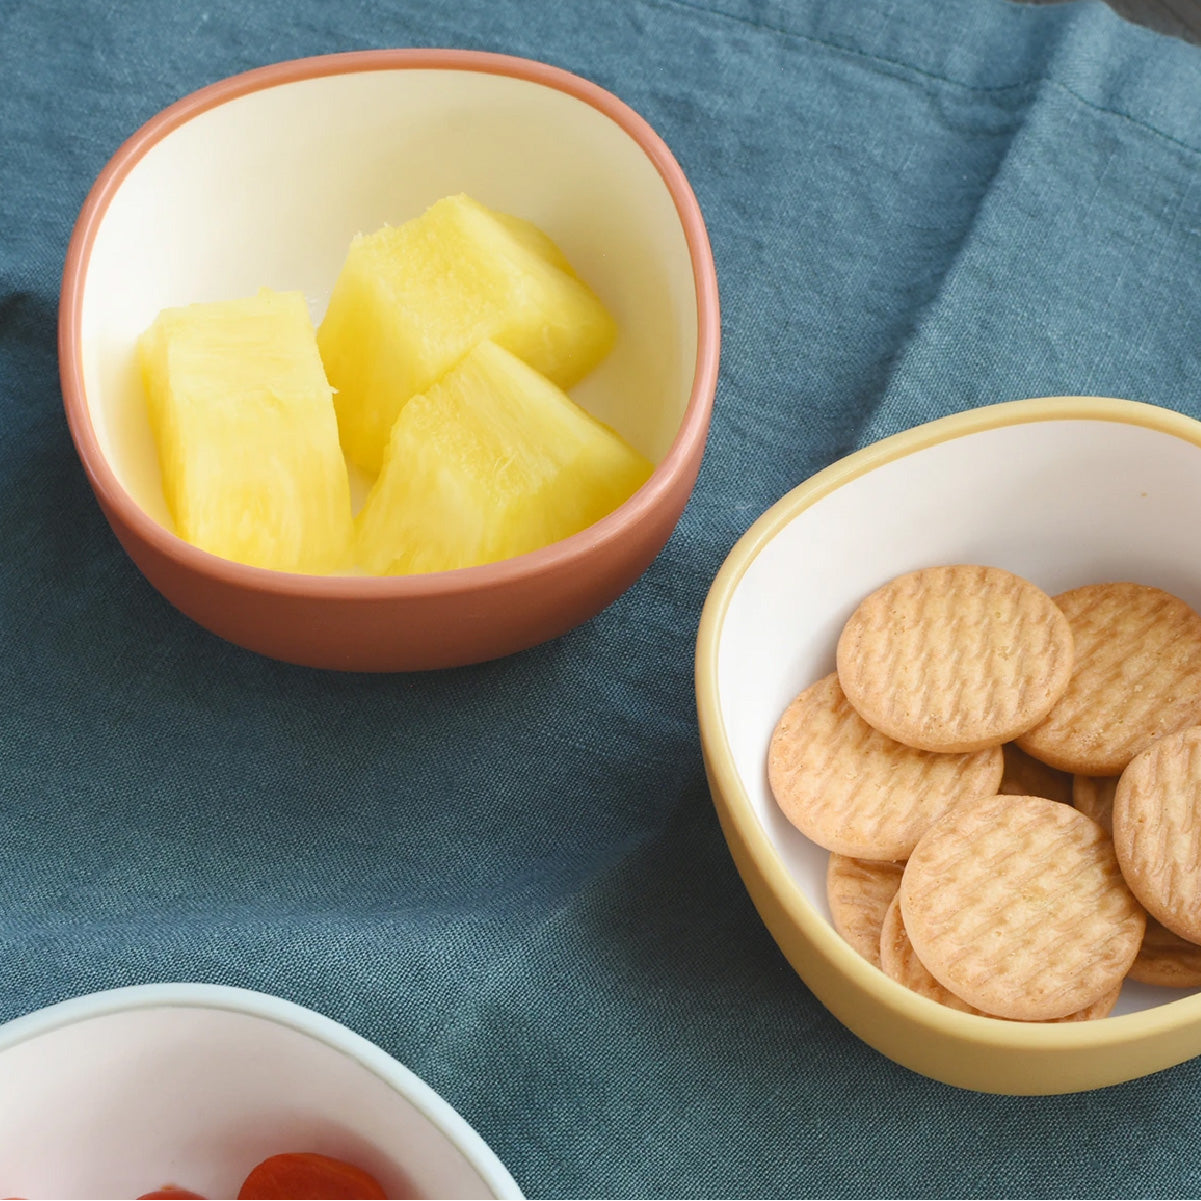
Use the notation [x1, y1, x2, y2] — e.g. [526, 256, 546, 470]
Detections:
[4, 0, 1201, 1195]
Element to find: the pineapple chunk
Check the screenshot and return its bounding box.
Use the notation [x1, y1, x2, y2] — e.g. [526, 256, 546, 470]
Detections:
[138, 289, 353, 573]
[355, 340, 653, 575]
[317, 194, 617, 475]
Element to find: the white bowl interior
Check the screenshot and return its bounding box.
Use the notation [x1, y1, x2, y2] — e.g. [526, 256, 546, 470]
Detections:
[717, 416, 1201, 1017]
[79, 65, 698, 526]
[0, 988, 515, 1199]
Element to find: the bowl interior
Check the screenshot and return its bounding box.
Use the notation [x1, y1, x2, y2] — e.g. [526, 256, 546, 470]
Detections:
[79, 61, 698, 531]
[715, 411, 1201, 1019]
[0, 992, 507, 1199]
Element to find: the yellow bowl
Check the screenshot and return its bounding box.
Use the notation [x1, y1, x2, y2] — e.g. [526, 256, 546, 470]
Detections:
[696, 396, 1201, 1094]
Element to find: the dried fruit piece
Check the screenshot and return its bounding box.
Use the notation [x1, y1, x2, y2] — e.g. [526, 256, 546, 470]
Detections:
[238, 1152, 387, 1200]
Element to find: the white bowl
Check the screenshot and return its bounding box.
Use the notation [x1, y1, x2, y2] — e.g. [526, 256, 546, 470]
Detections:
[0, 983, 523, 1199]
[697, 397, 1201, 1094]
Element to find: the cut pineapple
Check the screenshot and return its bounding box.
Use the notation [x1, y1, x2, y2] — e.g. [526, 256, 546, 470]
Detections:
[138, 289, 353, 573]
[317, 194, 617, 475]
[355, 340, 653, 575]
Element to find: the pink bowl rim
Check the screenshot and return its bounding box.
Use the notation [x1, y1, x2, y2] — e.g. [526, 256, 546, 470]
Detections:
[59, 47, 721, 600]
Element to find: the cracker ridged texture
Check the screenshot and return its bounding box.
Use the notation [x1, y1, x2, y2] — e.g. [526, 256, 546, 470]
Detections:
[1126, 917, 1201, 988]
[900, 794, 1145, 1020]
[836, 565, 1073, 753]
[879, 894, 985, 1015]
[1113, 724, 1201, 944]
[768, 673, 1003, 860]
[826, 854, 904, 967]
[1017, 583, 1201, 775]
[1074, 774, 1201, 985]
[879, 895, 1119, 1021]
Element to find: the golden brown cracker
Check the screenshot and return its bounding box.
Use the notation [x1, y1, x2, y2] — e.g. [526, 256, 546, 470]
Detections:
[879, 894, 983, 1014]
[826, 853, 904, 967]
[836, 565, 1073, 753]
[1113, 724, 1201, 945]
[1017, 583, 1201, 776]
[900, 794, 1144, 1020]
[999, 742, 1072, 805]
[1052, 985, 1121, 1021]
[1073, 775, 1199, 986]
[1127, 917, 1201, 989]
[879, 895, 1119, 1020]
[768, 673, 1003, 860]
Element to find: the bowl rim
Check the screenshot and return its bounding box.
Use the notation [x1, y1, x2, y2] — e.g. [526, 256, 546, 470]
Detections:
[0, 981, 524, 1199]
[696, 394, 1201, 1050]
[58, 47, 721, 596]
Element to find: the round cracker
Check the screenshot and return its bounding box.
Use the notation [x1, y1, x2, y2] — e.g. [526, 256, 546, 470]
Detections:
[1126, 917, 1201, 989]
[1017, 583, 1201, 776]
[879, 894, 986, 1015]
[768, 673, 1003, 860]
[879, 895, 1120, 1021]
[900, 794, 1145, 1020]
[1000, 742, 1072, 805]
[836, 565, 1073, 753]
[1073, 774, 1200, 986]
[826, 854, 904, 967]
[1113, 724, 1201, 945]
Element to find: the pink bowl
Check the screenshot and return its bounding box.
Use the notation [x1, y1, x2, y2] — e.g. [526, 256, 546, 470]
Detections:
[60, 49, 719, 671]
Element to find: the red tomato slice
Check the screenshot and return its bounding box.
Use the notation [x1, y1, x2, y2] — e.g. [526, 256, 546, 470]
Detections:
[237, 1153, 387, 1200]
[137, 1189, 205, 1200]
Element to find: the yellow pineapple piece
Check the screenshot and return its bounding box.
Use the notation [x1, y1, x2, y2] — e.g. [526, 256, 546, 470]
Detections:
[138, 289, 353, 573]
[355, 340, 652, 575]
[317, 194, 617, 475]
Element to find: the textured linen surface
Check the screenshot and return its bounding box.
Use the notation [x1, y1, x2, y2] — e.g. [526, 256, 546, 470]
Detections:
[4, 0, 1201, 1196]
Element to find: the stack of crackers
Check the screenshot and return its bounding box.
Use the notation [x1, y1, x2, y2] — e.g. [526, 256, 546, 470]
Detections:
[768, 566, 1201, 1022]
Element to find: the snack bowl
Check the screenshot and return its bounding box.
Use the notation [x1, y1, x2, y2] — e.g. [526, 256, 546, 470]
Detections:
[59, 49, 719, 671]
[0, 982, 523, 1199]
[696, 396, 1201, 1095]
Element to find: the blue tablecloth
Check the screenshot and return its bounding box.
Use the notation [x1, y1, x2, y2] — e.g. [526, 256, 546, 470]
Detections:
[5, 0, 1201, 1196]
